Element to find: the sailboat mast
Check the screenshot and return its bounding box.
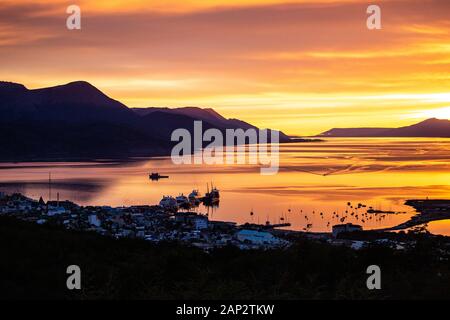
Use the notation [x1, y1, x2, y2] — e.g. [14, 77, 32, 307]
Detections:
[48, 172, 52, 202]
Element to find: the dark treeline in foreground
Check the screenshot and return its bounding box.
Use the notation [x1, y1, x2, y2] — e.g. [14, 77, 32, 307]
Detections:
[1, 216, 449, 300]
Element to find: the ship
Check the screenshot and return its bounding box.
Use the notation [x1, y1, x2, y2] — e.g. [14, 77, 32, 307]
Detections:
[176, 194, 190, 209]
[188, 189, 201, 205]
[203, 183, 220, 205]
[149, 172, 169, 181]
[159, 196, 178, 212]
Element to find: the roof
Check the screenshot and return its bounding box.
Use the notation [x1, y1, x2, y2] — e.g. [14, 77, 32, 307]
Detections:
[237, 229, 272, 236]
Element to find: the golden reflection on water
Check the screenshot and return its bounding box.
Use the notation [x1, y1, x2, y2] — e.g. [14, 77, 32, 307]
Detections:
[1, 138, 449, 235]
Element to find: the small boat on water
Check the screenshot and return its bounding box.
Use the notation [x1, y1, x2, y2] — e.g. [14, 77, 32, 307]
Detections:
[150, 172, 169, 181]
[159, 196, 178, 212]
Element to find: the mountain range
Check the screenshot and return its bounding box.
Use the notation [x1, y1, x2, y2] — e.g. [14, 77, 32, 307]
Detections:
[1, 80, 448, 161]
[0, 81, 289, 160]
[317, 118, 450, 137]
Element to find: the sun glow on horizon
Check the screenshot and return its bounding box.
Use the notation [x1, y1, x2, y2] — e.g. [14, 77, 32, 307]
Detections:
[407, 106, 450, 120]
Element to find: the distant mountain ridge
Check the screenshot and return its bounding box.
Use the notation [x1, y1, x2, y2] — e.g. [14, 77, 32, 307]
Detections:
[317, 118, 450, 138]
[0, 81, 290, 161]
[133, 107, 229, 125]
[131, 107, 292, 139]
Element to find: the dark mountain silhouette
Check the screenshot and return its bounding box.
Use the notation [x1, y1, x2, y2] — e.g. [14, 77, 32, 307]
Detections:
[133, 107, 228, 125]
[382, 118, 450, 137]
[132, 106, 291, 142]
[317, 118, 450, 137]
[0, 81, 290, 160]
[0, 81, 136, 124]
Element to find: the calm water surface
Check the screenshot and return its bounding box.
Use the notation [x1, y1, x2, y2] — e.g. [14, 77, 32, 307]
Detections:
[1, 138, 449, 235]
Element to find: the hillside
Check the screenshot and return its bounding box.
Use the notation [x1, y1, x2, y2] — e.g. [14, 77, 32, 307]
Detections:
[0, 81, 291, 160]
[1, 216, 449, 299]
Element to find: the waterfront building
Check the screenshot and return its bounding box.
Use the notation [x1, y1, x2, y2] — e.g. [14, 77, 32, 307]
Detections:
[235, 229, 284, 246]
[332, 223, 363, 238]
[193, 216, 208, 230]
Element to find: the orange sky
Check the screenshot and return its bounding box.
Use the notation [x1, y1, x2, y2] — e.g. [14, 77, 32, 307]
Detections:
[1, 0, 449, 135]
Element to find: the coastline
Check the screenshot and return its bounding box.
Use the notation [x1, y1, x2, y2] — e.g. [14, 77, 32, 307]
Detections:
[2, 191, 449, 252]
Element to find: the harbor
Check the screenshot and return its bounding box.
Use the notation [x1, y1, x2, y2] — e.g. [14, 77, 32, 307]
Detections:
[0, 137, 448, 235]
[1, 187, 447, 252]
[0, 191, 292, 251]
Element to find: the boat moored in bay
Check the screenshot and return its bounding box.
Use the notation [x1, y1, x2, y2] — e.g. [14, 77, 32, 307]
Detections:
[150, 173, 169, 181]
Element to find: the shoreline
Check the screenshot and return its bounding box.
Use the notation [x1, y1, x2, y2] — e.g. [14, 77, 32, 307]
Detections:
[2, 192, 449, 252]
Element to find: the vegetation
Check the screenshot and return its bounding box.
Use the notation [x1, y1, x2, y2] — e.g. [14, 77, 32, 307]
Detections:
[1, 216, 449, 300]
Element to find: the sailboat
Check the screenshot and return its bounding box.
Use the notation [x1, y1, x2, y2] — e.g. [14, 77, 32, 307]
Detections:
[203, 182, 220, 204]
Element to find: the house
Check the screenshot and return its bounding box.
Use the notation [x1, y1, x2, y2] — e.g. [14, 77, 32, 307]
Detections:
[47, 200, 78, 210]
[193, 216, 208, 230]
[135, 226, 145, 238]
[131, 213, 145, 224]
[332, 223, 363, 238]
[174, 212, 196, 223]
[47, 206, 67, 216]
[175, 212, 209, 230]
[88, 214, 102, 227]
[350, 240, 366, 250]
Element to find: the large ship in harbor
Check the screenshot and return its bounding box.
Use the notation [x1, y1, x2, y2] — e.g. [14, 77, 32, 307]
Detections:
[176, 194, 191, 209]
[203, 184, 220, 205]
[188, 190, 201, 205]
[159, 196, 178, 212]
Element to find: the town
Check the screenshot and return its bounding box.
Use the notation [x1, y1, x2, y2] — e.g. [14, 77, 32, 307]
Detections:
[0, 191, 291, 251]
[1, 190, 449, 252]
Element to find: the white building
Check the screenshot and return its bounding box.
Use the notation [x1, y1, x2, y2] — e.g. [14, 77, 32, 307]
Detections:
[88, 214, 102, 227]
[236, 229, 284, 245]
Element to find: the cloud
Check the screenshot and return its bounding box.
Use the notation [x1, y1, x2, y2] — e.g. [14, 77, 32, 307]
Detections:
[1, 0, 450, 134]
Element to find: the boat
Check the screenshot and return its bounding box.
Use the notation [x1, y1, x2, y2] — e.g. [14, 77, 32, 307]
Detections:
[203, 183, 220, 204]
[188, 189, 201, 205]
[159, 196, 178, 212]
[176, 194, 191, 209]
[149, 172, 169, 181]
[176, 194, 189, 204]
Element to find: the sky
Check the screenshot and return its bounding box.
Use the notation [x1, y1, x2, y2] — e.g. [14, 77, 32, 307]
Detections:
[0, 0, 449, 135]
